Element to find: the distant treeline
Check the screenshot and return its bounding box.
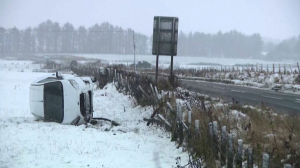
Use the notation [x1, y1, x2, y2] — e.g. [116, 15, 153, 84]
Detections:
[176, 30, 262, 58]
[265, 36, 300, 60]
[0, 20, 148, 55]
[0, 20, 299, 60]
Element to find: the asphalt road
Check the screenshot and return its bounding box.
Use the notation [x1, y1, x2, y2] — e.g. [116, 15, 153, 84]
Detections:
[181, 80, 300, 116]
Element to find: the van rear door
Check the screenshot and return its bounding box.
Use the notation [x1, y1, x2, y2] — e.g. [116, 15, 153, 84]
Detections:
[30, 84, 44, 118]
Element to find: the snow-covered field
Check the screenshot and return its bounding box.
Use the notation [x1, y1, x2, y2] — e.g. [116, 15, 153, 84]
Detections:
[0, 60, 188, 168]
[0, 60, 42, 72]
[36, 53, 300, 69]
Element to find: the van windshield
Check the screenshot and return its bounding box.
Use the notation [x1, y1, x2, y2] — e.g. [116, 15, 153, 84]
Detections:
[44, 82, 64, 122]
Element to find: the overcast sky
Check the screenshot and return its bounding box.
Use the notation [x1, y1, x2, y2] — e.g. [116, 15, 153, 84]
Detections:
[0, 0, 299, 40]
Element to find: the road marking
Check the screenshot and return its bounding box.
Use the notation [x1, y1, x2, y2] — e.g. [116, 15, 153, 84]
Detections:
[295, 99, 300, 103]
[212, 86, 225, 89]
[262, 96, 282, 100]
[231, 89, 245, 93]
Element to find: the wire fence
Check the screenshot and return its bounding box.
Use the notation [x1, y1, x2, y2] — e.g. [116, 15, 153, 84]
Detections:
[172, 62, 300, 75]
[69, 65, 298, 168]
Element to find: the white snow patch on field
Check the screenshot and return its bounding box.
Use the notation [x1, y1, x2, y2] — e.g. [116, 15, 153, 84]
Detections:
[0, 59, 42, 72]
[0, 61, 188, 168]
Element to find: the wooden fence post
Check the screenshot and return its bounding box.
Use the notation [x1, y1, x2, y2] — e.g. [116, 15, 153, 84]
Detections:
[227, 134, 234, 168]
[297, 62, 300, 73]
[261, 64, 263, 72]
[279, 64, 281, 74]
[169, 91, 173, 99]
[139, 85, 150, 99]
[267, 64, 269, 73]
[176, 100, 184, 145]
[154, 86, 159, 100]
[273, 64, 275, 73]
[221, 126, 227, 166]
[262, 153, 269, 168]
[247, 148, 253, 168]
[213, 121, 219, 159]
[161, 90, 165, 100]
[150, 83, 155, 96]
[176, 100, 183, 122]
[120, 74, 123, 86]
[195, 120, 200, 136]
[236, 139, 243, 167]
[167, 102, 174, 112]
[158, 114, 171, 130]
[284, 63, 286, 74]
[188, 111, 192, 126]
[251, 64, 254, 71]
[256, 63, 258, 72]
[209, 122, 213, 139]
[186, 102, 192, 111]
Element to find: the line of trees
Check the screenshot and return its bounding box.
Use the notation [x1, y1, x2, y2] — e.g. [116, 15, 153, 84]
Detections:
[0, 20, 299, 60]
[0, 20, 149, 55]
[266, 36, 300, 60]
[177, 30, 263, 58]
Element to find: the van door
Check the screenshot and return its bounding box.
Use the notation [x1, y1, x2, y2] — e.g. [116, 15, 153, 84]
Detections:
[30, 84, 44, 118]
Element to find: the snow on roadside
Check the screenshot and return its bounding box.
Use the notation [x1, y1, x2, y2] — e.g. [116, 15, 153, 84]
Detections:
[0, 68, 188, 167]
[179, 71, 300, 94]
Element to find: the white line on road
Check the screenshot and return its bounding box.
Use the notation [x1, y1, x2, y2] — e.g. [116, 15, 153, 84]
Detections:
[231, 89, 246, 93]
[262, 95, 282, 100]
[212, 86, 225, 89]
[295, 99, 300, 103]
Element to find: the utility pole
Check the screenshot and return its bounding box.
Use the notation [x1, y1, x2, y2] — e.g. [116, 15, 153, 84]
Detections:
[133, 30, 136, 71]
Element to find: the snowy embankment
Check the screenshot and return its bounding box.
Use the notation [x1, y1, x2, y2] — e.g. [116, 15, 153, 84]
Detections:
[0, 63, 188, 167]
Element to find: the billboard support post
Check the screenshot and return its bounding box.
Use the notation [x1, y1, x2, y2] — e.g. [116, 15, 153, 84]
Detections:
[156, 55, 159, 86]
[170, 17, 176, 86]
[170, 55, 173, 85]
[155, 17, 161, 86]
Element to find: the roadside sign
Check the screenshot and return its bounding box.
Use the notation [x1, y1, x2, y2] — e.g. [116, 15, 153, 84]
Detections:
[152, 16, 179, 56]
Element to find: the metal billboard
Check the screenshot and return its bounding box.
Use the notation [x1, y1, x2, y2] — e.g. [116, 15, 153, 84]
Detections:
[152, 16, 179, 56]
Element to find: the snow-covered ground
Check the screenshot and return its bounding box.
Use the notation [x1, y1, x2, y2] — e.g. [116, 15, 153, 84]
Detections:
[0, 61, 188, 168]
[0, 60, 42, 72]
[36, 53, 299, 69]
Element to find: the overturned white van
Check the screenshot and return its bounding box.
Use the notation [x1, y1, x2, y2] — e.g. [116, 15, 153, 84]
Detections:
[29, 72, 95, 125]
